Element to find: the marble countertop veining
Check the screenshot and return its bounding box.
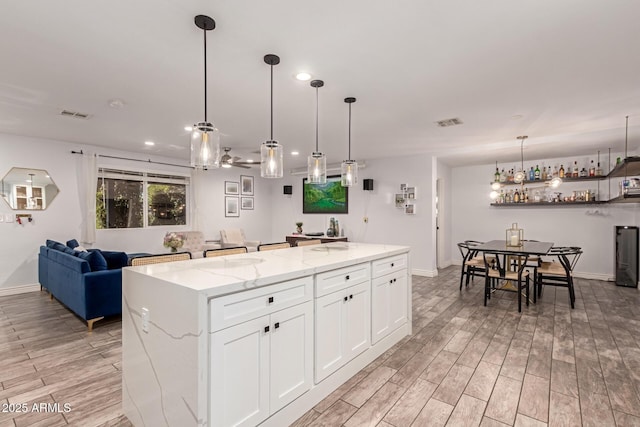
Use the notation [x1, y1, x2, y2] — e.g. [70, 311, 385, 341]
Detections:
[123, 242, 410, 298]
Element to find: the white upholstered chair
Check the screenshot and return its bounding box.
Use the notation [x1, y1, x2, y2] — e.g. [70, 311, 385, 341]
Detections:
[168, 231, 220, 258]
[219, 229, 260, 252]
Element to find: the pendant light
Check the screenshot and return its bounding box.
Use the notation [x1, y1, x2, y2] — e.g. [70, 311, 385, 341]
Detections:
[341, 97, 357, 187]
[513, 135, 527, 184]
[260, 54, 284, 178]
[308, 80, 327, 184]
[190, 15, 220, 170]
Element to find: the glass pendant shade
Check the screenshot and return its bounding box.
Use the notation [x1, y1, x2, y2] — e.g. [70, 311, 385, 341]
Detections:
[307, 152, 327, 184]
[341, 160, 357, 187]
[190, 122, 220, 169]
[513, 170, 525, 184]
[261, 141, 283, 178]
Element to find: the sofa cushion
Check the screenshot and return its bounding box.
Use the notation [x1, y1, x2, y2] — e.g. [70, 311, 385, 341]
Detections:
[62, 246, 76, 255]
[66, 239, 80, 249]
[77, 250, 108, 271]
[99, 251, 129, 270]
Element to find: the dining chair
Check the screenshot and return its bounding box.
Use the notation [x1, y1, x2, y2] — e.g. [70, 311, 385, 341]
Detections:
[130, 252, 192, 266]
[296, 239, 321, 247]
[457, 241, 487, 291]
[257, 242, 291, 251]
[203, 247, 248, 257]
[536, 246, 582, 309]
[483, 250, 531, 312]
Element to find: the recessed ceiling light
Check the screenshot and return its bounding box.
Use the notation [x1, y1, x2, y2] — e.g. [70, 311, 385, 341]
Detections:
[184, 125, 193, 132]
[511, 114, 523, 120]
[108, 99, 125, 109]
[291, 151, 299, 156]
[295, 72, 312, 81]
[145, 141, 155, 146]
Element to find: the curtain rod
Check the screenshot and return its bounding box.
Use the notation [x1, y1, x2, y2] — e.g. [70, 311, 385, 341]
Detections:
[70, 150, 193, 169]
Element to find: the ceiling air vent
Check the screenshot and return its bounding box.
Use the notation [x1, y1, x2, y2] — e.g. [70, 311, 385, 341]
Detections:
[436, 117, 463, 127]
[60, 109, 92, 119]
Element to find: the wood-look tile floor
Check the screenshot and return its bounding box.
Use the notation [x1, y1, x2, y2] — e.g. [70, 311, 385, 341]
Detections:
[1, 266, 640, 426]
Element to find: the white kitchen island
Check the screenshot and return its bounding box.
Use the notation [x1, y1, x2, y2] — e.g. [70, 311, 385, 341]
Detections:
[122, 242, 411, 427]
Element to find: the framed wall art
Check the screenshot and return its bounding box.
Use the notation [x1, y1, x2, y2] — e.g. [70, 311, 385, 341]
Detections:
[225, 196, 239, 217]
[225, 181, 239, 195]
[241, 197, 254, 210]
[241, 175, 254, 196]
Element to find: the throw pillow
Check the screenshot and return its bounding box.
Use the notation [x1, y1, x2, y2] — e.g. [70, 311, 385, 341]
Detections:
[66, 239, 80, 249]
[77, 250, 108, 271]
[46, 239, 62, 249]
[52, 242, 68, 253]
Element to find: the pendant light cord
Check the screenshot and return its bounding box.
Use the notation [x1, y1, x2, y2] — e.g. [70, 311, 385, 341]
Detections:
[203, 28, 208, 122]
[315, 87, 319, 152]
[348, 102, 352, 160]
[270, 63, 274, 141]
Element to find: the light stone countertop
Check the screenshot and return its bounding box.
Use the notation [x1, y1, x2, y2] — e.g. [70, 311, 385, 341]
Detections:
[124, 242, 410, 298]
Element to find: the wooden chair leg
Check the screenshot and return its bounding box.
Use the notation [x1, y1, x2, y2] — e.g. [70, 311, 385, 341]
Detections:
[459, 265, 466, 291]
[525, 276, 530, 307]
[517, 278, 522, 312]
[87, 317, 104, 332]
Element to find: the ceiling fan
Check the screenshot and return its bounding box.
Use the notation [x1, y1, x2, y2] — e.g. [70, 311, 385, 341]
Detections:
[220, 147, 260, 169]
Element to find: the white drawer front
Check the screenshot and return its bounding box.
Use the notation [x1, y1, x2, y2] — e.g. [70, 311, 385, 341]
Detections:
[210, 277, 312, 332]
[315, 262, 371, 297]
[372, 254, 408, 278]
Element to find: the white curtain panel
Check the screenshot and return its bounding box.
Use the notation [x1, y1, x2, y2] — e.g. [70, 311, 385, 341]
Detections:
[76, 152, 97, 244]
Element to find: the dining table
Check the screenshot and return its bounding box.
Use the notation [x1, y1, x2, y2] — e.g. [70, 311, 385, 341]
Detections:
[472, 240, 554, 306]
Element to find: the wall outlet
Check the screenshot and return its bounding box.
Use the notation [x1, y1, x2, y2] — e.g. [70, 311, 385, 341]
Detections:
[141, 307, 150, 333]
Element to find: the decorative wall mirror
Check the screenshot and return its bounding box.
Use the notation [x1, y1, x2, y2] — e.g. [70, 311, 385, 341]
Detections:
[0, 167, 60, 210]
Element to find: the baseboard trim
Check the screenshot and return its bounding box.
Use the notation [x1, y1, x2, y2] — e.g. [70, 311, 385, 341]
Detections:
[0, 283, 41, 297]
[413, 268, 438, 277]
[574, 272, 614, 281]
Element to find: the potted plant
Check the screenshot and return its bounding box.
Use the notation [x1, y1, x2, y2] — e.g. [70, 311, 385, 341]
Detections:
[295, 222, 303, 234]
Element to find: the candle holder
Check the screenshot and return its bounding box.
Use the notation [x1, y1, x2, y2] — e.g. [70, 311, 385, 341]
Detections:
[506, 223, 524, 247]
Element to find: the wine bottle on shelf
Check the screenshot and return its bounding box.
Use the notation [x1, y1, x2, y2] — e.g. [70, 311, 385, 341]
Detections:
[507, 169, 513, 182]
[500, 168, 506, 182]
[514, 189, 520, 203]
[596, 162, 603, 176]
[494, 167, 500, 182]
[559, 164, 565, 178]
[506, 190, 512, 203]
[529, 167, 535, 181]
[589, 160, 595, 177]
[579, 167, 588, 178]
[552, 165, 558, 178]
[524, 188, 529, 203]
[572, 161, 579, 177]
[534, 165, 541, 180]
[541, 166, 548, 181]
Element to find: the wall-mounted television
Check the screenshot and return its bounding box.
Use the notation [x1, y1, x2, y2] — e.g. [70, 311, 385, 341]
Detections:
[303, 175, 348, 214]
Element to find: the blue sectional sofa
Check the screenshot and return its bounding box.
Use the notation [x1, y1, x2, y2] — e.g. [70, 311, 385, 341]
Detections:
[38, 240, 128, 331]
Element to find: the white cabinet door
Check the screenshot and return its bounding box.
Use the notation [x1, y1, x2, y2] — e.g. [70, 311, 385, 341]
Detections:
[371, 274, 391, 344]
[270, 301, 313, 413]
[315, 290, 346, 383]
[371, 270, 408, 344]
[315, 282, 371, 383]
[211, 316, 270, 427]
[390, 273, 408, 331]
[344, 282, 371, 361]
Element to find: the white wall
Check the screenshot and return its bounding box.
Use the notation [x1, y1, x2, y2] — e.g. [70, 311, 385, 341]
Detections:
[450, 160, 639, 280]
[0, 134, 272, 289]
[268, 154, 438, 275]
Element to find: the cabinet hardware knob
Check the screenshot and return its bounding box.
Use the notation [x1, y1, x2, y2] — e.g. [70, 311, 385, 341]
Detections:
[345, 275, 350, 280]
[274, 322, 280, 329]
[349, 294, 353, 299]
[393, 278, 397, 283]
[268, 296, 274, 304]
[264, 326, 270, 333]
[344, 296, 348, 302]
[389, 280, 393, 284]
[391, 263, 395, 267]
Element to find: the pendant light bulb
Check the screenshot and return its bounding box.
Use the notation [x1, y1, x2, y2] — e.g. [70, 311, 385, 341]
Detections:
[341, 97, 358, 187]
[190, 15, 220, 170]
[308, 80, 327, 184]
[261, 54, 284, 178]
